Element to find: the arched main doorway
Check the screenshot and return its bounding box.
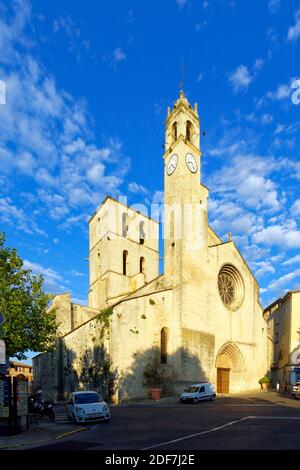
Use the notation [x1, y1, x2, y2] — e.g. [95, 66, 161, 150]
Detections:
[215, 342, 244, 393]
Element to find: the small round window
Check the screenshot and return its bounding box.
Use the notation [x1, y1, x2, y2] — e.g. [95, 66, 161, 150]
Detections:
[218, 264, 244, 310]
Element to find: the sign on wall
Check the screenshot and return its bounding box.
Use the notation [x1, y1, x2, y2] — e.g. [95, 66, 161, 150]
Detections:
[0, 340, 6, 365]
[0, 373, 10, 418]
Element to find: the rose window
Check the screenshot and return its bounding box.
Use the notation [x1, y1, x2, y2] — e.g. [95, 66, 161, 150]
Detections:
[218, 264, 244, 310]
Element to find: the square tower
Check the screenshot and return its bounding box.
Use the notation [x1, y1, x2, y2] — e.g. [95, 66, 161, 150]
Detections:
[163, 91, 208, 286]
[88, 196, 159, 309]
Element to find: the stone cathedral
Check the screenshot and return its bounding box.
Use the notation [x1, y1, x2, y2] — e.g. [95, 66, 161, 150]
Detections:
[33, 91, 267, 401]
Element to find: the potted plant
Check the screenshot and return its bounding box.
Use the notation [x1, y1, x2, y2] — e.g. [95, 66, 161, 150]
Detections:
[258, 375, 271, 391]
[143, 353, 166, 400]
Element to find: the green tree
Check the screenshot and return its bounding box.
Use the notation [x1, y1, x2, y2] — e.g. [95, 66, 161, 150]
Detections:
[0, 233, 58, 360]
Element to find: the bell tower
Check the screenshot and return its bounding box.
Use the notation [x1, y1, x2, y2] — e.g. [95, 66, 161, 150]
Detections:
[163, 90, 208, 286]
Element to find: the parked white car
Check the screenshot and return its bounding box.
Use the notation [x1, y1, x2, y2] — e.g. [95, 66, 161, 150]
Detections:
[292, 382, 300, 398]
[180, 383, 216, 403]
[67, 391, 110, 423]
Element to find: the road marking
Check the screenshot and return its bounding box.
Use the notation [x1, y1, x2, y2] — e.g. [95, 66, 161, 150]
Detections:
[142, 416, 300, 450]
[120, 403, 277, 408]
[55, 427, 86, 440]
[213, 404, 277, 407]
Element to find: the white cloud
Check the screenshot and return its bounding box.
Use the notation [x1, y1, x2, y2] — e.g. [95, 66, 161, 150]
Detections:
[113, 47, 126, 62]
[287, 8, 300, 42]
[0, 1, 129, 232]
[282, 254, 300, 267]
[261, 114, 273, 125]
[268, 0, 280, 14]
[152, 190, 164, 205]
[273, 84, 291, 100]
[23, 259, 66, 292]
[53, 15, 90, 63]
[196, 73, 204, 83]
[229, 58, 264, 93]
[268, 269, 300, 292]
[0, 196, 44, 234]
[68, 269, 85, 277]
[256, 80, 294, 108]
[291, 199, 300, 217]
[254, 261, 275, 277]
[71, 297, 88, 306]
[253, 222, 300, 249]
[176, 0, 187, 8]
[209, 154, 280, 212]
[253, 58, 264, 72]
[128, 182, 148, 194]
[209, 199, 262, 236]
[60, 213, 89, 230]
[229, 65, 253, 92]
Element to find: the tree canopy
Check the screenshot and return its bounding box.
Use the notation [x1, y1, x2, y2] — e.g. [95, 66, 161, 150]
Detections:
[0, 233, 58, 359]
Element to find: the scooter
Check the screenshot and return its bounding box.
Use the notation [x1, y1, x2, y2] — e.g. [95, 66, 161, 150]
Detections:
[28, 395, 55, 420]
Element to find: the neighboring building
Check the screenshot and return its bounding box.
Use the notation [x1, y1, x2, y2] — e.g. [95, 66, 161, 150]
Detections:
[9, 361, 33, 393]
[33, 91, 268, 401]
[264, 290, 300, 387]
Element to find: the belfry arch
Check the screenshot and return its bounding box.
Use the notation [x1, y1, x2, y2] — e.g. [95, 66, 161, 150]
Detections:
[215, 342, 244, 394]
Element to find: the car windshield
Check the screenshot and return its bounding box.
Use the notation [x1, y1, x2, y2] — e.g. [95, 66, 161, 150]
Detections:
[74, 393, 102, 404]
[186, 386, 199, 393]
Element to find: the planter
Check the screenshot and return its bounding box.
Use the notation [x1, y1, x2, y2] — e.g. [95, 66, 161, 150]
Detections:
[261, 382, 269, 391]
[150, 388, 161, 400]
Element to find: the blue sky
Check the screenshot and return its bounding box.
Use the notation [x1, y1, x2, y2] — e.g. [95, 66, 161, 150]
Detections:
[1, 0, 300, 362]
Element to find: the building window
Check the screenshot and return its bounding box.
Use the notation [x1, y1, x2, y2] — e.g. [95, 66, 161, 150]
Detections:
[140, 257, 145, 274]
[122, 212, 128, 238]
[160, 327, 168, 364]
[170, 211, 174, 242]
[171, 122, 178, 143]
[186, 120, 193, 142]
[123, 250, 128, 275]
[139, 221, 145, 245]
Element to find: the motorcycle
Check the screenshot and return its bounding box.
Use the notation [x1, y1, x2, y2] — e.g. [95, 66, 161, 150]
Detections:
[28, 394, 55, 420]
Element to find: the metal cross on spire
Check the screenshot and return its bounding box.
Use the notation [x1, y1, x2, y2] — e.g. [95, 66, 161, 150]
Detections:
[180, 59, 184, 91]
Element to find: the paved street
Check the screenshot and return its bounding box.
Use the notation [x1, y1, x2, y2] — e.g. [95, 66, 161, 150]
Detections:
[23, 392, 300, 450]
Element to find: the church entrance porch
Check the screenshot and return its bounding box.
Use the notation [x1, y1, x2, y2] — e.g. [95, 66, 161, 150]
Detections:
[215, 342, 244, 394]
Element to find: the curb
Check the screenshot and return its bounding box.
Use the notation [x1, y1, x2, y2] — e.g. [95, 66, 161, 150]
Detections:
[0, 426, 86, 450]
[55, 426, 86, 440]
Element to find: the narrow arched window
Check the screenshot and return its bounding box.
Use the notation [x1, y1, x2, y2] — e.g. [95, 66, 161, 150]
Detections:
[186, 120, 193, 142]
[97, 250, 101, 276]
[170, 210, 174, 242]
[171, 122, 178, 143]
[160, 328, 168, 364]
[122, 212, 128, 238]
[139, 221, 145, 245]
[123, 250, 128, 275]
[140, 256, 145, 274]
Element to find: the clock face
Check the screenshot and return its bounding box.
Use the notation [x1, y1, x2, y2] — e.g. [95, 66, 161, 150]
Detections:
[185, 153, 197, 173]
[167, 154, 178, 176]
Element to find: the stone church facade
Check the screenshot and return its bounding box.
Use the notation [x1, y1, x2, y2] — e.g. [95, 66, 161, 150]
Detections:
[33, 91, 268, 401]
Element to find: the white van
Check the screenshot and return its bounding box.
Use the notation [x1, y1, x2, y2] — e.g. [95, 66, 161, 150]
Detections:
[180, 382, 216, 403]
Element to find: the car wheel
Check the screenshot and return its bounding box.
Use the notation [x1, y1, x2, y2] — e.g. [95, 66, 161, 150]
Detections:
[210, 395, 215, 401]
[193, 398, 198, 404]
[104, 418, 110, 423]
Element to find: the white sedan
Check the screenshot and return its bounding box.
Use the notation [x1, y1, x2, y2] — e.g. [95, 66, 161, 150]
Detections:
[66, 391, 110, 424]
